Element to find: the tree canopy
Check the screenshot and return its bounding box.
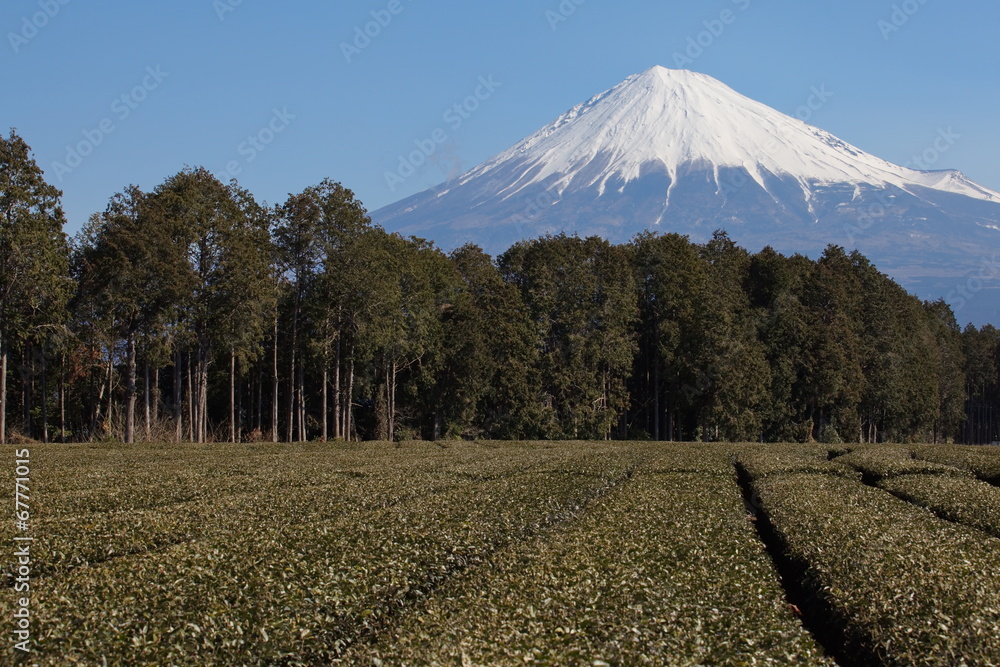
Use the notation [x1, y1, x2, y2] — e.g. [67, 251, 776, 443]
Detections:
[2, 132, 997, 445]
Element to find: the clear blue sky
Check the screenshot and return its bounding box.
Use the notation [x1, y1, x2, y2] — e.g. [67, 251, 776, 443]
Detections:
[3, 0, 998, 238]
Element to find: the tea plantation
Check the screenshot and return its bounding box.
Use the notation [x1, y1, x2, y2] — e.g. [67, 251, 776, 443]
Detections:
[3, 441, 999, 665]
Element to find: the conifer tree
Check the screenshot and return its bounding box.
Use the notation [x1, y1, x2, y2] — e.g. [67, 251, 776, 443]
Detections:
[0, 130, 72, 444]
[75, 186, 185, 442]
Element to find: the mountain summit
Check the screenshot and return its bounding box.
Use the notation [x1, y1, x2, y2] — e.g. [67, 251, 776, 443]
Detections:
[374, 66, 1000, 323]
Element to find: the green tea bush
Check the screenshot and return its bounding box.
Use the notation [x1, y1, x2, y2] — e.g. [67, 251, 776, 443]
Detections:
[912, 445, 1000, 486]
[879, 474, 1000, 539]
[27, 447, 636, 665]
[351, 466, 832, 665]
[734, 444, 860, 480]
[836, 447, 971, 482]
[751, 473, 1000, 665]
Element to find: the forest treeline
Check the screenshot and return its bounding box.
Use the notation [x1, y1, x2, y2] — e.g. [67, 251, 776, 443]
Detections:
[2, 129, 999, 445]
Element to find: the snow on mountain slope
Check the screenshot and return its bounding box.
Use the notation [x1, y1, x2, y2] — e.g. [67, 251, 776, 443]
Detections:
[373, 66, 1000, 324]
[453, 67, 998, 208]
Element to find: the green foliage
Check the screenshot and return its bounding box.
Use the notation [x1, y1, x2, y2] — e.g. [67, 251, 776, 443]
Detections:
[735, 444, 861, 480]
[912, 444, 1000, 485]
[816, 423, 842, 444]
[9, 441, 647, 664]
[500, 234, 638, 439]
[0, 129, 72, 441]
[961, 324, 1000, 444]
[0, 129, 72, 342]
[749, 470, 1000, 664]
[836, 446, 973, 482]
[356, 448, 831, 665]
[12, 441, 1000, 664]
[3, 130, 996, 445]
[432, 244, 541, 438]
[879, 474, 1000, 539]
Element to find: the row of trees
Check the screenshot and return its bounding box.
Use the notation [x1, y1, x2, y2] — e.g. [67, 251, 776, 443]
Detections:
[2, 129, 999, 445]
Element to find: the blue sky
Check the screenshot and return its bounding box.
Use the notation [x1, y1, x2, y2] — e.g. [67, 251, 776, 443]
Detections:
[3, 0, 998, 238]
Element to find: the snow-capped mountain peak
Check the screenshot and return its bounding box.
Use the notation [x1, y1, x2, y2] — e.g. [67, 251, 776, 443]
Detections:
[373, 66, 1000, 324]
[454, 65, 998, 208]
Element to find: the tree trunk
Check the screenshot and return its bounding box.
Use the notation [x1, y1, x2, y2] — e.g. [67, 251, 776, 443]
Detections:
[40, 351, 48, 443]
[105, 350, 114, 439]
[144, 361, 151, 442]
[238, 364, 244, 442]
[174, 350, 183, 443]
[653, 363, 660, 441]
[388, 360, 397, 442]
[334, 336, 342, 440]
[346, 343, 355, 442]
[59, 353, 66, 443]
[322, 366, 328, 442]
[125, 335, 137, 444]
[287, 347, 296, 443]
[1, 338, 7, 445]
[90, 355, 101, 439]
[89, 354, 99, 437]
[272, 312, 279, 443]
[255, 365, 263, 434]
[153, 365, 160, 426]
[385, 364, 393, 442]
[230, 349, 237, 444]
[199, 365, 209, 442]
[299, 363, 309, 442]
[200, 357, 209, 443]
[23, 347, 33, 439]
[187, 356, 195, 442]
[287, 293, 300, 443]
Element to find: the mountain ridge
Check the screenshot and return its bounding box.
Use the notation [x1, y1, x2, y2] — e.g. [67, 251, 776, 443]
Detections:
[373, 66, 1000, 324]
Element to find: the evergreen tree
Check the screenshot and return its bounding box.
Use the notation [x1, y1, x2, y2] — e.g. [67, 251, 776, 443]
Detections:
[629, 232, 712, 440]
[693, 231, 770, 441]
[147, 167, 261, 443]
[6, 136, 994, 445]
[799, 246, 865, 442]
[746, 248, 814, 441]
[301, 180, 373, 441]
[962, 324, 1000, 443]
[448, 244, 540, 438]
[274, 190, 322, 442]
[74, 186, 187, 442]
[214, 183, 275, 443]
[501, 235, 637, 439]
[0, 130, 72, 444]
[923, 299, 966, 443]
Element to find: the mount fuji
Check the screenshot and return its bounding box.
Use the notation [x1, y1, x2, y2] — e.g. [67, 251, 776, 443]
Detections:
[373, 66, 1000, 324]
